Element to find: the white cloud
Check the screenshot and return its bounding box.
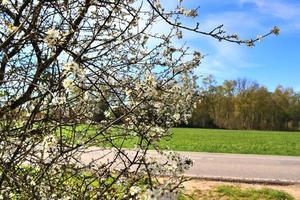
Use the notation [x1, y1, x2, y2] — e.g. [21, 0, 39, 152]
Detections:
[240, 0, 300, 20]
[194, 40, 263, 80]
[177, 10, 268, 80]
[200, 11, 265, 36]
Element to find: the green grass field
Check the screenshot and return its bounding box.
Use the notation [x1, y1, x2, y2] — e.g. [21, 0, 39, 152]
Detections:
[158, 128, 300, 156]
[62, 126, 300, 156]
[111, 128, 300, 156]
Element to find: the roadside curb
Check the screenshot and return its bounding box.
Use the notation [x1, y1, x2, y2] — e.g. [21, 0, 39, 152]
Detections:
[184, 175, 300, 186]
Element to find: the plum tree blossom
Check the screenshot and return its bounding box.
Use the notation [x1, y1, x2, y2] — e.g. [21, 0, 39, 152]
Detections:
[44, 28, 64, 46]
[0, 0, 277, 198]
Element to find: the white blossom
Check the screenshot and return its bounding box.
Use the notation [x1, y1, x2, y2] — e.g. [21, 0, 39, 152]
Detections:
[52, 96, 66, 105]
[184, 9, 198, 17]
[154, 0, 162, 9]
[231, 33, 239, 39]
[193, 102, 197, 109]
[175, 29, 183, 39]
[44, 28, 63, 46]
[9, 193, 15, 199]
[130, 186, 141, 196]
[140, 189, 177, 200]
[63, 62, 79, 72]
[193, 51, 201, 63]
[89, 5, 97, 15]
[272, 26, 280, 36]
[62, 79, 74, 89]
[173, 113, 180, 122]
[141, 189, 161, 200]
[30, 179, 36, 186]
[178, 7, 185, 14]
[104, 110, 112, 118]
[257, 35, 263, 42]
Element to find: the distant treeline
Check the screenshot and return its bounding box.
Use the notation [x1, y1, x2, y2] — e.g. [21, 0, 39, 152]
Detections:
[187, 77, 300, 131]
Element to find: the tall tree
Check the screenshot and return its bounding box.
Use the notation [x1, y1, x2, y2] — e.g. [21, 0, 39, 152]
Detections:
[190, 78, 300, 131]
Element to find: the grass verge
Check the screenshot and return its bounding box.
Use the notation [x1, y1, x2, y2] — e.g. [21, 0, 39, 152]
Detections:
[179, 185, 294, 200]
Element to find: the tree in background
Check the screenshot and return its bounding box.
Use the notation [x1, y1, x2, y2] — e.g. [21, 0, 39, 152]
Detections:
[0, 0, 277, 198]
[191, 77, 300, 131]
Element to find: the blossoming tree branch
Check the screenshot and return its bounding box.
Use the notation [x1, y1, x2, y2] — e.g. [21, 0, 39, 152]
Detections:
[0, 0, 278, 199]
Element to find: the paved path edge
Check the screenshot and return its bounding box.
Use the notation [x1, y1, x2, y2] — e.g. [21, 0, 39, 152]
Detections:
[179, 175, 300, 186]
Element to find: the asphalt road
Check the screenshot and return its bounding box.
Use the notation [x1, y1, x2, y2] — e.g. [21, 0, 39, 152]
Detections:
[179, 152, 300, 183]
[79, 148, 300, 184]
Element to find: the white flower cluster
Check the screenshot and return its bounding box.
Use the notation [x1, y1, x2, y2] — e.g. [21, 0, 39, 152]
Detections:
[126, 184, 179, 200]
[141, 188, 178, 200]
[1, 0, 8, 5]
[193, 51, 201, 63]
[104, 109, 114, 119]
[143, 72, 158, 96]
[178, 7, 198, 17]
[164, 151, 193, 173]
[40, 134, 58, 154]
[123, 68, 195, 144]
[44, 28, 65, 46]
[154, 0, 162, 10]
[61, 61, 85, 92]
[62, 79, 74, 89]
[143, 151, 193, 181]
[175, 29, 183, 39]
[148, 126, 166, 140]
[0, 0, 238, 198]
[271, 26, 280, 36]
[130, 186, 142, 196]
[52, 96, 66, 105]
[63, 62, 85, 79]
[63, 61, 80, 73]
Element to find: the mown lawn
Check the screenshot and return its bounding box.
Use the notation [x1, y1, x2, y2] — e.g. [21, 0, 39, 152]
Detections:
[61, 126, 300, 156]
[158, 128, 300, 156]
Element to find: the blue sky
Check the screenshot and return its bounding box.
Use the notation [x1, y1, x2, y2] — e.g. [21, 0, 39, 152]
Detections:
[170, 0, 300, 91]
